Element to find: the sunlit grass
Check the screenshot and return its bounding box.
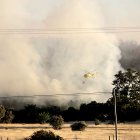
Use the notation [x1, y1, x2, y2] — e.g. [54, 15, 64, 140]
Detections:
[0, 123, 139, 140]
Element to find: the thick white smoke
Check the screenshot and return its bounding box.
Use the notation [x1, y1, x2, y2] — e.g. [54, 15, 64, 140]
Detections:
[0, 0, 48, 97]
[0, 0, 122, 104]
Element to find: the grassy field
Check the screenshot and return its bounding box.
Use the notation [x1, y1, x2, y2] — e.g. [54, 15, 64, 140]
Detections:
[0, 123, 139, 140]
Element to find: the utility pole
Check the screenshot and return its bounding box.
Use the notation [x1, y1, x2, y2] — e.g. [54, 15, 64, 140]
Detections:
[113, 88, 118, 140]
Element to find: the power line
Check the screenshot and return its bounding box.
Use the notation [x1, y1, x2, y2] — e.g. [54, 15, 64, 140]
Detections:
[0, 92, 112, 99]
[0, 26, 140, 30]
[0, 31, 139, 35]
[0, 27, 140, 34]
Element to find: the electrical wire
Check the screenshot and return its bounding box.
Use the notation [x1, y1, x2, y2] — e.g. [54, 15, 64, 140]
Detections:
[0, 92, 112, 99]
[0, 27, 140, 34]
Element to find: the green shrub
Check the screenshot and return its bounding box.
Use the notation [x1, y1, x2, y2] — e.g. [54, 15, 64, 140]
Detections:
[37, 112, 50, 124]
[71, 121, 87, 131]
[3, 110, 14, 123]
[94, 119, 100, 125]
[24, 130, 64, 140]
[49, 115, 64, 130]
[0, 105, 6, 120]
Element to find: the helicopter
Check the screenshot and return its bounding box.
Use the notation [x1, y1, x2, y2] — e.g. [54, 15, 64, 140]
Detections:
[83, 72, 95, 79]
[82, 72, 96, 84]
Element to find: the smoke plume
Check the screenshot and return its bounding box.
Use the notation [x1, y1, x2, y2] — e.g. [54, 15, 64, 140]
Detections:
[119, 40, 140, 71]
[0, 0, 122, 106]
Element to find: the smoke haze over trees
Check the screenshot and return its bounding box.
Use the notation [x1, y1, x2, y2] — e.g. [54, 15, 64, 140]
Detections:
[0, 69, 139, 123]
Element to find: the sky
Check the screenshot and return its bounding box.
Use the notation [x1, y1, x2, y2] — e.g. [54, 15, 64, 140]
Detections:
[1, 0, 140, 41]
[0, 0, 140, 105]
[98, 0, 140, 41]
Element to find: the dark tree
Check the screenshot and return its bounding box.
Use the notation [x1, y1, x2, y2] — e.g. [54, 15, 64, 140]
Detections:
[111, 69, 140, 121]
[113, 69, 140, 103]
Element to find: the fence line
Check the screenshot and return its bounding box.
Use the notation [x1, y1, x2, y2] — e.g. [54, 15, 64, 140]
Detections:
[0, 135, 140, 140]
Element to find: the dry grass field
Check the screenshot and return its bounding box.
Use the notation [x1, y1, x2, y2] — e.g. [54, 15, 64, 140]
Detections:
[0, 123, 139, 140]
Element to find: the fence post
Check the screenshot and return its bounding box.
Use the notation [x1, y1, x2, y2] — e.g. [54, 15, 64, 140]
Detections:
[113, 88, 118, 140]
[113, 134, 114, 140]
[75, 135, 78, 140]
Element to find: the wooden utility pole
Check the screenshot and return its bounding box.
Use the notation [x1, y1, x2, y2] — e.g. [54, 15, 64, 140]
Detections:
[113, 88, 118, 140]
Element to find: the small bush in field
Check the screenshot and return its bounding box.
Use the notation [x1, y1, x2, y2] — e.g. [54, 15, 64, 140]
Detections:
[49, 115, 64, 130]
[37, 112, 50, 124]
[95, 119, 100, 125]
[3, 110, 14, 123]
[0, 105, 6, 120]
[71, 121, 87, 131]
[24, 130, 64, 140]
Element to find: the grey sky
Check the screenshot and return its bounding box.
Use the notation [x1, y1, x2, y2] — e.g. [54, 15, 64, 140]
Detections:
[28, 0, 140, 25]
[28, 0, 140, 41]
[98, 0, 140, 41]
[0, 0, 140, 41]
[99, 0, 140, 26]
